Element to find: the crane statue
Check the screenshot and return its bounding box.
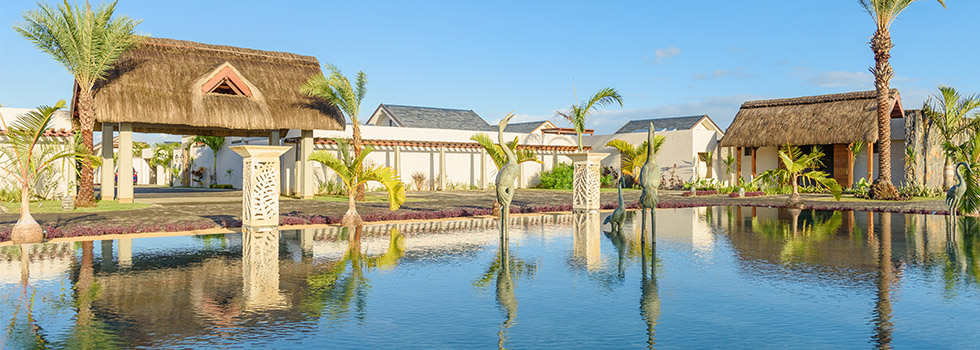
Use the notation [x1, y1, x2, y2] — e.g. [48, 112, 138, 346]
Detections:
[604, 175, 627, 233]
[946, 162, 970, 219]
[495, 113, 519, 240]
[638, 123, 661, 247]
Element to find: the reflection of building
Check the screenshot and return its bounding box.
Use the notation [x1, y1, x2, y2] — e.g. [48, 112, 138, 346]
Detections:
[620, 208, 716, 253]
[0, 243, 74, 284]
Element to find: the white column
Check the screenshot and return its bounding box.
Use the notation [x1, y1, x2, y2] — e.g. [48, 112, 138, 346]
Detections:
[394, 145, 402, 178]
[299, 130, 314, 199]
[101, 123, 115, 200]
[439, 147, 447, 191]
[155, 165, 166, 186]
[268, 130, 279, 146]
[480, 150, 487, 190]
[231, 145, 291, 227]
[118, 122, 134, 203]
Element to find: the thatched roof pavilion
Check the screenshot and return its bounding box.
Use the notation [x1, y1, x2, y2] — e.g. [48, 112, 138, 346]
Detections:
[720, 90, 902, 148]
[81, 37, 345, 137]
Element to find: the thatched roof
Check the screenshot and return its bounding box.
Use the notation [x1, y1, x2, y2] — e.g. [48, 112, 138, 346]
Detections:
[84, 37, 344, 137]
[720, 90, 902, 148]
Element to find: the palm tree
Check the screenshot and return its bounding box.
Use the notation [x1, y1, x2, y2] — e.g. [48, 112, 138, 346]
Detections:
[556, 87, 623, 151]
[605, 136, 665, 179]
[858, 0, 945, 199]
[302, 64, 368, 200]
[470, 132, 541, 214]
[702, 152, 714, 179]
[0, 100, 98, 243]
[148, 142, 180, 186]
[192, 136, 225, 186]
[309, 139, 405, 241]
[921, 85, 980, 190]
[15, 0, 142, 207]
[722, 152, 737, 185]
[754, 144, 842, 205]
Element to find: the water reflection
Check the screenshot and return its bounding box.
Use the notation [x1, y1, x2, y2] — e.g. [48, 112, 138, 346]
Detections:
[474, 237, 537, 350]
[573, 212, 602, 270]
[242, 226, 286, 310]
[639, 236, 659, 349]
[872, 213, 894, 349]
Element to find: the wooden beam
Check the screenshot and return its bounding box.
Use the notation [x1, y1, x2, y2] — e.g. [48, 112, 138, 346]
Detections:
[867, 145, 874, 180]
[736, 147, 742, 182]
[751, 147, 757, 178]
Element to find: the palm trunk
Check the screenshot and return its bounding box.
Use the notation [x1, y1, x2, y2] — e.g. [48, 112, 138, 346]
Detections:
[342, 185, 363, 240]
[944, 157, 953, 190]
[11, 182, 42, 244]
[870, 28, 898, 199]
[577, 133, 583, 152]
[352, 124, 366, 201]
[75, 91, 96, 207]
[213, 155, 218, 186]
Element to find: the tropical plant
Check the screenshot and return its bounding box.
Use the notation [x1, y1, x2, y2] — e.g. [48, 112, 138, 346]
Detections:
[722, 152, 737, 184]
[15, 0, 143, 207]
[302, 64, 368, 200]
[537, 163, 574, 189]
[942, 125, 980, 214]
[858, 0, 946, 199]
[225, 168, 234, 184]
[192, 136, 225, 185]
[702, 152, 714, 179]
[148, 142, 179, 186]
[309, 138, 406, 234]
[470, 133, 541, 168]
[0, 100, 99, 243]
[556, 87, 623, 150]
[410, 172, 427, 191]
[605, 136, 665, 178]
[848, 141, 866, 186]
[754, 144, 842, 204]
[921, 85, 980, 190]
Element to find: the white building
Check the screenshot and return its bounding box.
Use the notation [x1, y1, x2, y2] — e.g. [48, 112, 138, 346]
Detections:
[0, 107, 77, 199]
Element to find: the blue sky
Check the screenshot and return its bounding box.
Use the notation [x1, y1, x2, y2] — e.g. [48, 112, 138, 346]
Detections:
[2, 0, 978, 142]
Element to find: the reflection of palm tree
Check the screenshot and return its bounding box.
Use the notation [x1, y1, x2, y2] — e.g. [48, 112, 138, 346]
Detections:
[5, 245, 51, 349]
[871, 213, 893, 349]
[62, 241, 120, 348]
[751, 210, 844, 263]
[302, 228, 406, 319]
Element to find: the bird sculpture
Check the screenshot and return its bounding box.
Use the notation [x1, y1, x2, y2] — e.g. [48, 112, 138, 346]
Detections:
[604, 175, 627, 233]
[495, 113, 519, 239]
[946, 162, 970, 219]
[638, 123, 662, 246]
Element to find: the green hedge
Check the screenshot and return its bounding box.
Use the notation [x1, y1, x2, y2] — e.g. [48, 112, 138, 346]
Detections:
[537, 163, 574, 189]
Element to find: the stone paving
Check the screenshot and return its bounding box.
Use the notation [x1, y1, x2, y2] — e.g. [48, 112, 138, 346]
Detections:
[0, 186, 947, 231]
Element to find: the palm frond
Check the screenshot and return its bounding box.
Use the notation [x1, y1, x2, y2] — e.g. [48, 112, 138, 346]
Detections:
[358, 165, 406, 211]
[310, 150, 352, 184]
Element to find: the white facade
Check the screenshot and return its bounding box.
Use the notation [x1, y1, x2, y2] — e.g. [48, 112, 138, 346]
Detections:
[0, 107, 77, 199]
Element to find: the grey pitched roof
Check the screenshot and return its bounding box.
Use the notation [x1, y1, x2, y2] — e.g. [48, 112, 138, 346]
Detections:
[382, 104, 492, 131]
[614, 115, 707, 134]
[492, 121, 550, 133]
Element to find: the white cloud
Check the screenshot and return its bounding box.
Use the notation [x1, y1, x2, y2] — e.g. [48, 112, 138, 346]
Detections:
[804, 71, 872, 88]
[648, 46, 681, 63]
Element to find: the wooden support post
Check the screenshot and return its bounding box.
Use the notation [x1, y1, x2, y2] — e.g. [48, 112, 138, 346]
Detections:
[867, 145, 874, 181]
[736, 147, 743, 183]
[100, 123, 115, 200]
[751, 147, 757, 179]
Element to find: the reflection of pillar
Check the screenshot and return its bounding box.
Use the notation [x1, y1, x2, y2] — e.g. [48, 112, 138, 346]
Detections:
[118, 238, 132, 268]
[573, 212, 602, 270]
[118, 122, 134, 203]
[77, 242, 94, 323]
[300, 228, 314, 257]
[242, 227, 285, 309]
[101, 123, 115, 200]
[231, 146, 291, 227]
[101, 240, 114, 270]
[569, 152, 608, 212]
[872, 212, 893, 348]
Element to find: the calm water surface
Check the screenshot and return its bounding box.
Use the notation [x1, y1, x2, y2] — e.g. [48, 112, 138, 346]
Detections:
[3, 207, 980, 349]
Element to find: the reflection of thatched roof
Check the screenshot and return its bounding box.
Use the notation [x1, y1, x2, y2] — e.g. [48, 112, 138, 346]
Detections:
[86, 37, 345, 137]
[720, 90, 902, 148]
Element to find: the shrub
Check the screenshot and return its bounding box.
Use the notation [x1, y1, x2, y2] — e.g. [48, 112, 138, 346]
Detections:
[537, 163, 573, 189]
[660, 164, 684, 190]
[209, 184, 234, 189]
[411, 172, 427, 191]
[317, 179, 345, 195]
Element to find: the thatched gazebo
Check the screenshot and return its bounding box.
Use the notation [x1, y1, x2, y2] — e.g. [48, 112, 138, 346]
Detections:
[720, 90, 903, 187]
[74, 37, 344, 202]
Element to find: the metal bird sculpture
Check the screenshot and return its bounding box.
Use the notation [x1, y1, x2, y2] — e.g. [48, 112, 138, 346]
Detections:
[604, 175, 627, 232]
[495, 113, 519, 239]
[638, 123, 662, 247]
[946, 162, 970, 219]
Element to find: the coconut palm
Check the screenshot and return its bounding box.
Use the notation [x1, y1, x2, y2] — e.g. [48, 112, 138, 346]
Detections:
[148, 142, 180, 186]
[15, 0, 142, 207]
[605, 136, 665, 178]
[192, 136, 225, 186]
[0, 100, 98, 243]
[310, 138, 405, 238]
[858, 0, 945, 199]
[302, 65, 368, 200]
[556, 87, 623, 151]
[754, 144, 842, 205]
[921, 85, 980, 190]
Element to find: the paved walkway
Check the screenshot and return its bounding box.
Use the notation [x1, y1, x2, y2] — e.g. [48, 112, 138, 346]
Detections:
[1, 186, 947, 230]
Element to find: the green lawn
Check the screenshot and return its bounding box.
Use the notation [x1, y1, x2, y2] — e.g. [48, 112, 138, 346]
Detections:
[2, 200, 150, 214]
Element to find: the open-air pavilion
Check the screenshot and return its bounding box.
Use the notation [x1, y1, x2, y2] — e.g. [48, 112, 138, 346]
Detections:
[77, 37, 344, 203]
[720, 90, 907, 188]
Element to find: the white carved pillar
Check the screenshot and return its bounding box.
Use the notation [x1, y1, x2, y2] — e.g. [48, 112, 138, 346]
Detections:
[117, 122, 134, 203]
[101, 123, 115, 200]
[568, 152, 608, 212]
[231, 146, 291, 227]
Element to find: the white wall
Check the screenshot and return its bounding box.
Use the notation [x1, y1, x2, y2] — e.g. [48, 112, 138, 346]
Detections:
[0, 108, 76, 198]
[584, 127, 724, 184]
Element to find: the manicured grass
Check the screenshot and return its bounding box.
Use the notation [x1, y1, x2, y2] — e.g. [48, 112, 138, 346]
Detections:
[1, 200, 150, 214]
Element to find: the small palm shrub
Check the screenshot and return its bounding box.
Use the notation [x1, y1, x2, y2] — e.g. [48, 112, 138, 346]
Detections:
[537, 163, 573, 189]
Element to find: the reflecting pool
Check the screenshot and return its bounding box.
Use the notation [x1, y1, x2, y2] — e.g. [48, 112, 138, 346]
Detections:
[3, 208, 980, 348]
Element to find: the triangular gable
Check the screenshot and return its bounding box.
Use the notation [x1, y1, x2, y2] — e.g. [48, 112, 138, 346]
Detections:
[200, 63, 253, 97]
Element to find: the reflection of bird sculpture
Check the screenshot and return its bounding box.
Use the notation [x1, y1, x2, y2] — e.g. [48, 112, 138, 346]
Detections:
[946, 162, 969, 218]
[604, 176, 627, 232]
[639, 237, 659, 349]
[638, 123, 661, 246]
[496, 113, 519, 239]
[496, 245, 517, 349]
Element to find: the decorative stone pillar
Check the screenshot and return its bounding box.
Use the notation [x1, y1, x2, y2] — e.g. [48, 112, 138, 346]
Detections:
[231, 146, 291, 227]
[568, 152, 608, 212]
[100, 123, 115, 200]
